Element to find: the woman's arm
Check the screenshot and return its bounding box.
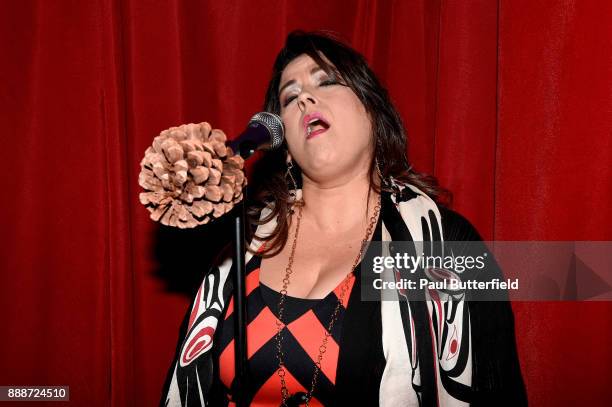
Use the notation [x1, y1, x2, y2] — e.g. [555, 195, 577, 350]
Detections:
[439, 207, 527, 406]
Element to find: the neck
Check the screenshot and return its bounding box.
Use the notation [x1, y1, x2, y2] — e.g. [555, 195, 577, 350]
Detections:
[299, 171, 380, 233]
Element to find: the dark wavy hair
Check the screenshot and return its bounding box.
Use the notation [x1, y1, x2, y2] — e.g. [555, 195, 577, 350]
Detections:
[247, 30, 447, 256]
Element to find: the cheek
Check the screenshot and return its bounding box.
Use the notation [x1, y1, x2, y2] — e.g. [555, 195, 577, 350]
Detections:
[280, 111, 306, 160]
[336, 96, 372, 146]
[281, 108, 299, 134]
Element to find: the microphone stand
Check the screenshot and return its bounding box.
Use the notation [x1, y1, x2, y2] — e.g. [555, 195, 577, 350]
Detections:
[229, 113, 283, 406]
[233, 197, 248, 407]
[233, 146, 258, 407]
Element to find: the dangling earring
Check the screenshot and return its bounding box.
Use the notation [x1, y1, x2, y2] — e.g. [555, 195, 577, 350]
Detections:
[375, 137, 390, 189]
[375, 155, 388, 188]
[375, 156, 383, 179]
[286, 160, 297, 194]
[285, 159, 302, 212]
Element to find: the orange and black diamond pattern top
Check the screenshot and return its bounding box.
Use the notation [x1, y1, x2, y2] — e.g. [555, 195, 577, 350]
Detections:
[212, 252, 356, 406]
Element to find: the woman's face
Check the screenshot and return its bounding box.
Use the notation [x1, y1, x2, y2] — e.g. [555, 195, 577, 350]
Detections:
[278, 53, 373, 185]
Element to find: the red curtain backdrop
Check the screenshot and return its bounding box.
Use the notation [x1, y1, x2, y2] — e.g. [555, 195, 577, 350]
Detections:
[1, 1, 611, 406]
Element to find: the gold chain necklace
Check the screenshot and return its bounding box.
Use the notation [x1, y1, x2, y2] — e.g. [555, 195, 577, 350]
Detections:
[274, 195, 381, 406]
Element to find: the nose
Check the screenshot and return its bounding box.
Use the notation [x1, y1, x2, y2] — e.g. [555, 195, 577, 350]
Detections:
[297, 89, 317, 112]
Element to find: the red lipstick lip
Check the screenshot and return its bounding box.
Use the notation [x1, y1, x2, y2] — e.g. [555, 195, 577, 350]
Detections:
[302, 111, 330, 135]
[306, 127, 328, 140]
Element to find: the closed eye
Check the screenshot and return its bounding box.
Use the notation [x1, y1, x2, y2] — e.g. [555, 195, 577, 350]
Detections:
[319, 79, 337, 86]
[321, 74, 349, 87]
[282, 95, 297, 107]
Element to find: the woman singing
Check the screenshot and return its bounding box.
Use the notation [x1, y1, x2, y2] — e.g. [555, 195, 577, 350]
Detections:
[161, 30, 526, 407]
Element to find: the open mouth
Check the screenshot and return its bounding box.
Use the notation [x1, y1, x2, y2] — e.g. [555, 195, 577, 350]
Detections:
[304, 116, 331, 139]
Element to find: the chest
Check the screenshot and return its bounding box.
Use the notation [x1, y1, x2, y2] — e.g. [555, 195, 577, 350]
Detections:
[259, 228, 365, 299]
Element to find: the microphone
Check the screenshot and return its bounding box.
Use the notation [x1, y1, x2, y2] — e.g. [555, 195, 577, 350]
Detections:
[229, 112, 285, 158]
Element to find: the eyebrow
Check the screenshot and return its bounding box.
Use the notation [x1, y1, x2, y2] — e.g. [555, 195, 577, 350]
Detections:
[278, 65, 325, 96]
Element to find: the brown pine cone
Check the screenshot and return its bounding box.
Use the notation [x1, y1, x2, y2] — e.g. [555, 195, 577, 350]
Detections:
[138, 122, 247, 228]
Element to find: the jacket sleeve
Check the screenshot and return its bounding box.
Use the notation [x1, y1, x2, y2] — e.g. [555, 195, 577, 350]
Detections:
[159, 245, 234, 407]
[439, 207, 528, 406]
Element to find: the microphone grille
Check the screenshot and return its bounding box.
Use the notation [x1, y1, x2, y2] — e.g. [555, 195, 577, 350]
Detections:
[249, 112, 284, 149]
